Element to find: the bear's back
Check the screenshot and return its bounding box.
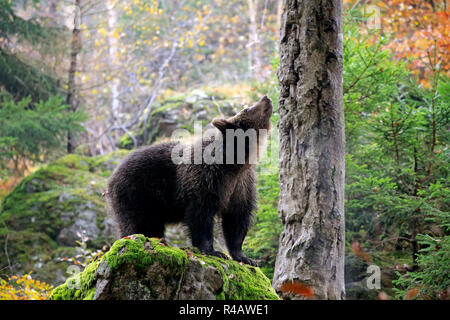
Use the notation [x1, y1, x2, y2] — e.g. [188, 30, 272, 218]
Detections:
[108, 143, 178, 210]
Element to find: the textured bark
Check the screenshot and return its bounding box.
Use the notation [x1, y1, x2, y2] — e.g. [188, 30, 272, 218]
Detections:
[272, 0, 345, 299]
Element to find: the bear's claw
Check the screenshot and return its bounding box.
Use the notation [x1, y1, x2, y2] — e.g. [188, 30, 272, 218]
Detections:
[231, 253, 258, 267]
[202, 249, 229, 260]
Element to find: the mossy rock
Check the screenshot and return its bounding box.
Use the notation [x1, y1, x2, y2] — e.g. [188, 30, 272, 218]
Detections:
[118, 89, 243, 149]
[0, 150, 129, 285]
[50, 235, 279, 300]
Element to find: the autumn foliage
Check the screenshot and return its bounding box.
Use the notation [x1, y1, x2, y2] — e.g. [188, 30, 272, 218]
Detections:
[348, 0, 450, 86]
[0, 274, 53, 300]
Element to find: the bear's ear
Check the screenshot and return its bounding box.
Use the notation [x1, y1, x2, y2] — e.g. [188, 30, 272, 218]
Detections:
[212, 118, 239, 132]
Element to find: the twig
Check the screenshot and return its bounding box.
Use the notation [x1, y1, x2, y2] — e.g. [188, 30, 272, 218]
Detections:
[108, 125, 138, 149]
[142, 41, 178, 143]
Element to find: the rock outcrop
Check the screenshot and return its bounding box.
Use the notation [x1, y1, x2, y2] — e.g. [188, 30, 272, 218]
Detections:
[0, 151, 127, 284]
[118, 89, 242, 149]
[0, 88, 259, 288]
[50, 235, 279, 300]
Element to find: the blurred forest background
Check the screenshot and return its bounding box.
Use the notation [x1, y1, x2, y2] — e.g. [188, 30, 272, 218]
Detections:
[0, 0, 448, 300]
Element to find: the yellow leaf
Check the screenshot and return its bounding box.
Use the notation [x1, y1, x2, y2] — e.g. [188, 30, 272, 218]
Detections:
[112, 29, 121, 39]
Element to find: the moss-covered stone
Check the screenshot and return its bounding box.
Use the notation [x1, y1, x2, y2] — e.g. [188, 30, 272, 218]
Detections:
[50, 235, 279, 300]
[0, 150, 128, 285]
[118, 89, 244, 149]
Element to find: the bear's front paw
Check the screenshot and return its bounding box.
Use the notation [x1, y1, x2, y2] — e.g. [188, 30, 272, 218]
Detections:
[239, 256, 258, 267]
[231, 253, 258, 267]
[203, 249, 229, 260]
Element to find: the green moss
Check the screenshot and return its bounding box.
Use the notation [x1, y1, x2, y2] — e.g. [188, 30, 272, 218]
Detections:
[151, 100, 184, 115]
[50, 235, 279, 300]
[53, 154, 92, 171]
[0, 151, 127, 285]
[116, 88, 243, 149]
[118, 134, 134, 150]
[90, 149, 129, 172]
[189, 252, 278, 300]
[50, 259, 100, 300]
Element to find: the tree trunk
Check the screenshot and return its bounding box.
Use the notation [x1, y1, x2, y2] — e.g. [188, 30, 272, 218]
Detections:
[107, 0, 121, 150]
[67, 0, 82, 153]
[247, 0, 262, 77]
[272, 0, 345, 300]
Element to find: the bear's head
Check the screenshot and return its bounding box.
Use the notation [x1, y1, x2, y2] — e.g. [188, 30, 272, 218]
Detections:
[211, 96, 273, 165]
[212, 95, 273, 133]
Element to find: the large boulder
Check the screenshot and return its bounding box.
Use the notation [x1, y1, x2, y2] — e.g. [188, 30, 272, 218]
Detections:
[0, 150, 233, 287]
[0, 151, 128, 285]
[50, 235, 279, 300]
[118, 89, 243, 149]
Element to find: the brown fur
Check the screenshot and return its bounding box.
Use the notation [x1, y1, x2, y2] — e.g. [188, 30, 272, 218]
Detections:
[107, 96, 273, 265]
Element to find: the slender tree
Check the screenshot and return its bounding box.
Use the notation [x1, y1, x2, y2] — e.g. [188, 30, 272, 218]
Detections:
[247, 0, 261, 76]
[272, 0, 346, 299]
[66, 0, 82, 153]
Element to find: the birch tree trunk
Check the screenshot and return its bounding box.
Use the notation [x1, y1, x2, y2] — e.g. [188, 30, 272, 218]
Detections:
[107, 0, 121, 148]
[247, 0, 261, 77]
[272, 0, 346, 300]
[66, 0, 82, 153]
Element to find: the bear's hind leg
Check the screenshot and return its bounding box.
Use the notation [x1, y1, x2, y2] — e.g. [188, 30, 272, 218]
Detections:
[114, 208, 165, 239]
[132, 210, 166, 238]
[112, 208, 138, 238]
[222, 196, 258, 266]
[137, 223, 165, 239]
[185, 203, 228, 260]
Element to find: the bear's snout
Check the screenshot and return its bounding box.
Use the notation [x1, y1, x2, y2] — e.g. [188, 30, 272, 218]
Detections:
[261, 95, 271, 103]
[260, 96, 273, 116]
[250, 95, 272, 113]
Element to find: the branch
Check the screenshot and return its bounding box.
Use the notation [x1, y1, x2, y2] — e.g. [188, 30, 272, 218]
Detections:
[108, 125, 138, 149]
[142, 41, 178, 143]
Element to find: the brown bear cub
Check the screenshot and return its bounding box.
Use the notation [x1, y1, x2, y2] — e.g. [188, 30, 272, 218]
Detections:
[107, 96, 273, 266]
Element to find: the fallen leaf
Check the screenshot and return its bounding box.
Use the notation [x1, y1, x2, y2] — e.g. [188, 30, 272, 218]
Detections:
[279, 281, 314, 299]
[185, 249, 194, 258]
[405, 286, 420, 299]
